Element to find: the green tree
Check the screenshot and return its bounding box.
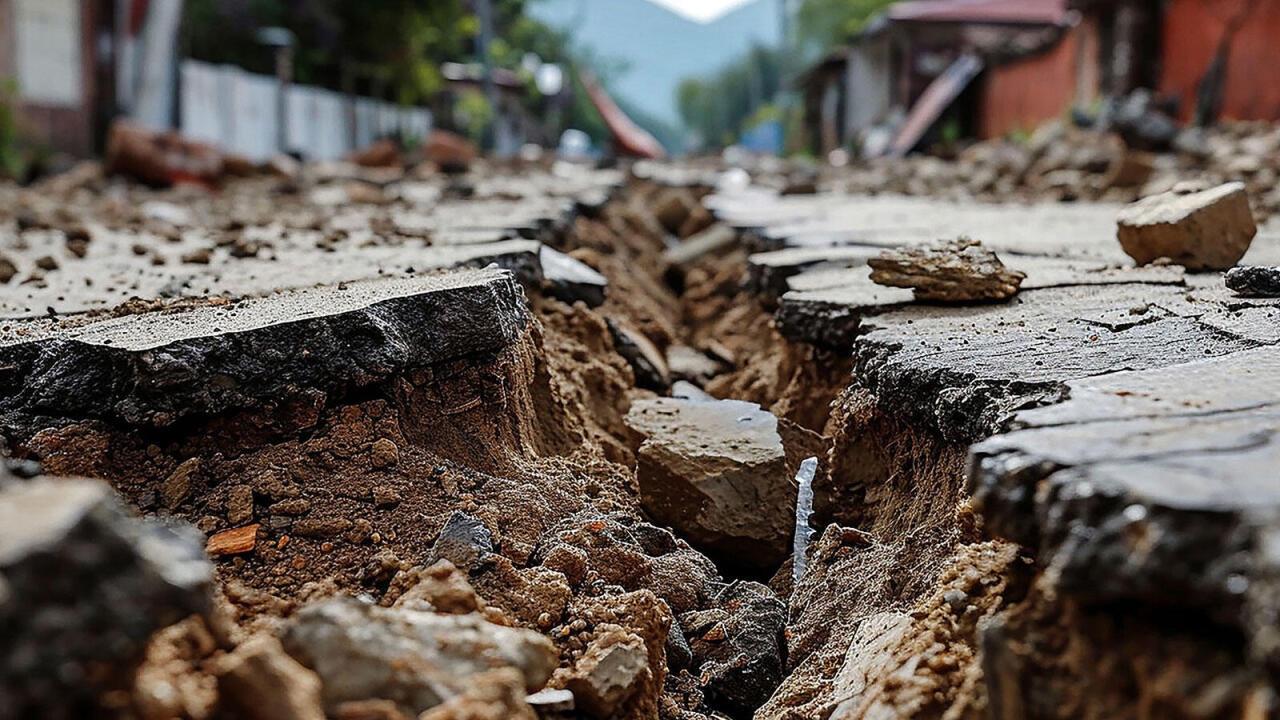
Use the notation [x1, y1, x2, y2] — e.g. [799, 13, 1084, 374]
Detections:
[677, 44, 781, 150]
[181, 0, 649, 149]
[794, 0, 896, 57]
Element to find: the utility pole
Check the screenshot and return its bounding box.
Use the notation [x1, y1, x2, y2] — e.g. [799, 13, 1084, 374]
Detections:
[256, 27, 295, 156]
[476, 0, 500, 153]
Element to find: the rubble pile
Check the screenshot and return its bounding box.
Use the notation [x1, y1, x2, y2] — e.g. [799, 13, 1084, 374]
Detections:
[834, 121, 1280, 222]
[2, 132, 1280, 720]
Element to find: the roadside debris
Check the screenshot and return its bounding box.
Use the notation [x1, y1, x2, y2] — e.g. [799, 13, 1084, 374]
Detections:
[105, 121, 230, 187]
[1226, 266, 1280, 297]
[868, 237, 1025, 301]
[1117, 181, 1257, 270]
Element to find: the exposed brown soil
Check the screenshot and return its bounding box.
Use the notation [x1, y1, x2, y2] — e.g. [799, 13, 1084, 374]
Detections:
[12, 146, 1274, 720]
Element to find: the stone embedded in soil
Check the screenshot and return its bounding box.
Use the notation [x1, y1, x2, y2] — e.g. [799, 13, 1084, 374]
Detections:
[662, 223, 738, 271]
[1226, 265, 1280, 297]
[681, 581, 786, 717]
[529, 511, 720, 616]
[561, 628, 649, 718]
[430, 511, 495, 571]
[0, 267, 528, 437]
[539, 245, 608, 307]
[280, 596, 557, 716]
[216, 635, 326, 720]
[868, 237, 1026, 302]
[626, 395, 795, 570]
[1116, 181, 1257, 270]
[606, 318, 671, 392]
[0, 477, 212, 719]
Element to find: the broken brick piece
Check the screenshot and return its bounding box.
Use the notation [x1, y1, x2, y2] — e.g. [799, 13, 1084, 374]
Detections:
[207, 525, 260, 556]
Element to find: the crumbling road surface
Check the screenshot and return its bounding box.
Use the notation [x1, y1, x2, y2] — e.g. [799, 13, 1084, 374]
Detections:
[2, 131, 1280, 720]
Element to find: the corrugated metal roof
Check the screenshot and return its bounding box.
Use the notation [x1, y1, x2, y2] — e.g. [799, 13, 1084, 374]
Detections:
[889, 0, 1070, 25]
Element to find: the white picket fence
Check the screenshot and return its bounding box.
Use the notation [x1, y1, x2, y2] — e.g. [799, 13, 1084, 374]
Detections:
[180, 60, 433, 161]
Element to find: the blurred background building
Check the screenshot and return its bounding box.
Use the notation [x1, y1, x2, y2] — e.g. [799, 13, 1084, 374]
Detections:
[1, 0, 1279, 172]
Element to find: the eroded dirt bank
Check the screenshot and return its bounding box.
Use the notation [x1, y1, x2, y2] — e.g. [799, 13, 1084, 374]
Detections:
[3, 140, 1280, 720]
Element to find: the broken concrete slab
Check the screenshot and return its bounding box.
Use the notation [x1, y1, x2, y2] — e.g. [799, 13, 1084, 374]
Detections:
[281, 596, 557, 717]
[1117, 182, 1257, 270]
[747, 245, 882, 299]
[868, 238, 1026, 302]
[607, 319, 671, 392]
[662, 224, 738, 271]
[854, 283, 1262, 441]
[968, 348, 1280, 649]
[665, 345, 725, 385]
[0, 268, 528, 436]
[775, 255, 1185, 349]
[0, 477, 212, 719]
[712, 193, 1130, 262]
[775, 269, 915, 348]
[625, 395, 795, 570]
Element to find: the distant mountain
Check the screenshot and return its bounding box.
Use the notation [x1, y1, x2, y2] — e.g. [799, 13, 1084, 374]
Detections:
[530, 0, 781, 128]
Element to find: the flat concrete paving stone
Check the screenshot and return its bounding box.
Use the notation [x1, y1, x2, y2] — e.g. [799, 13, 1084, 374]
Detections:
[0, 231, 543, 319]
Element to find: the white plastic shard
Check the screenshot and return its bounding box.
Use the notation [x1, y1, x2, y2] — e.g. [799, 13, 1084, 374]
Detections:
[792, 456, 819, 585]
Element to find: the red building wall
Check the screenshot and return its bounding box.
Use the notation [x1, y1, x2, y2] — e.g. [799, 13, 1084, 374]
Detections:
[979, 23, 1083, 138]
[1160, 0, 1280, 122]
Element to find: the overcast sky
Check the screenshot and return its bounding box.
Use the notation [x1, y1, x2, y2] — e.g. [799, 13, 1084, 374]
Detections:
[645, 0, 759, 23]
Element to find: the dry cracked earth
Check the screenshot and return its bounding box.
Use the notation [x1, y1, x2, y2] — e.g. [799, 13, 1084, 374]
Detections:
[3, 129, 1280, 720]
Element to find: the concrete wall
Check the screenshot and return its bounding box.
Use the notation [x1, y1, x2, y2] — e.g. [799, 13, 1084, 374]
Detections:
[846, 38, 893, 138]
[180, 60, 432, 162]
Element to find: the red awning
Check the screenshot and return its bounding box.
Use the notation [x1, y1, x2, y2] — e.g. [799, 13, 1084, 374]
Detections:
[889, 0, 1070, 25]
[581, 73, 666, 160]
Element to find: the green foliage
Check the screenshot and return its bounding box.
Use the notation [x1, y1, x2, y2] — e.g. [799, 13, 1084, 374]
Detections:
[0, 79, 26, 180]
[184, 0, 480, 104]
[455, 90, 494, 144]
[677, 44, 781, 150]
[181, 0, 649, 150]
[794, 0, 897, 57]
